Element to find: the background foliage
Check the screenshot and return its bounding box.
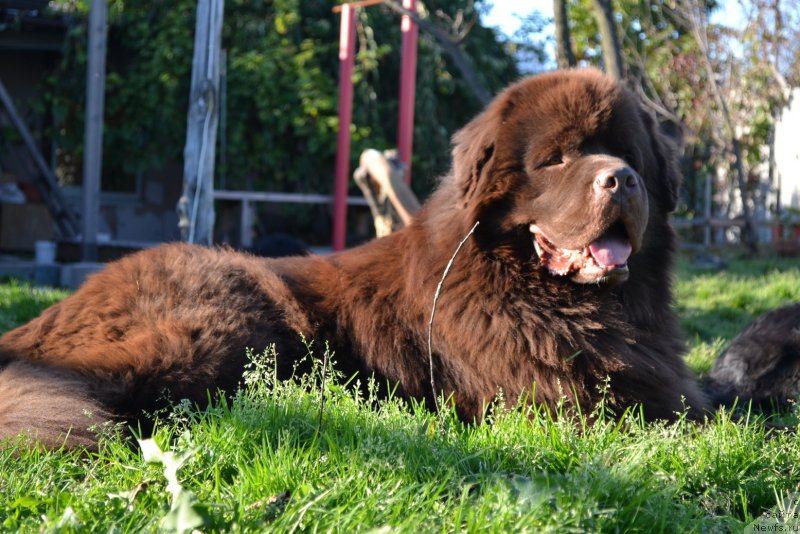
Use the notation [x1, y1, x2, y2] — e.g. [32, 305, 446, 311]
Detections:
[39, 0, 800, 242]
[44, 0, 520, 198]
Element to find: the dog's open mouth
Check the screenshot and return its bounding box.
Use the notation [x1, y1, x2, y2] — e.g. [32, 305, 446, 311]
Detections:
[530, 222, 633, 284]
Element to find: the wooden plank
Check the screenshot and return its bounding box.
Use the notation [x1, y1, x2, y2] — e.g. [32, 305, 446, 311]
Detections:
[81, 0, 108, 262]
[177, 0, 224, 245]
[672, 217, 776, 229]
[215, 190, 369, 248]
[213, 190, 368, 206]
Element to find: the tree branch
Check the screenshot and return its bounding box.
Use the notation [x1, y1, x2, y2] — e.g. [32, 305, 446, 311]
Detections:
[590, 0, 625, 79]
[673, 0, 757, 253]
[380, 0, 492, 105]
[553, 0, 576, 68]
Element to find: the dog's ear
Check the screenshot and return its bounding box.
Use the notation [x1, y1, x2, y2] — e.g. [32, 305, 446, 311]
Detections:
[641, 109, 682, 213]
[451, 109, 497, 207]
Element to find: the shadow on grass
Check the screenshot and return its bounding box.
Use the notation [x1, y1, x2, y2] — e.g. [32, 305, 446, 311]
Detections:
[142, 378, 789, 532]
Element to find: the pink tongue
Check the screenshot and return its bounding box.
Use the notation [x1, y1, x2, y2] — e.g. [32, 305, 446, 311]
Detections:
[588, 237, 632, 266]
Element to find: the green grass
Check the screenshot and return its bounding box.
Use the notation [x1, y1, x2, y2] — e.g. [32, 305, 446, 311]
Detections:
[676, 255, 800, 374]
[1, 257, 799, 533]
[0, 278, 69, 333]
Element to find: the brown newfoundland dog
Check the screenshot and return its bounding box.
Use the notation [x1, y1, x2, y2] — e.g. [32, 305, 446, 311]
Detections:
[0, 68, 711, 449]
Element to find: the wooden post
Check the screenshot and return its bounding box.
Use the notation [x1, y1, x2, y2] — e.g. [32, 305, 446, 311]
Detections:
[332, 3, 356, 251]
[177, 0, 224, 245]
[219, 48, 228, 191]
[397, 0, 418, 185]
[81, 0, 108, 262]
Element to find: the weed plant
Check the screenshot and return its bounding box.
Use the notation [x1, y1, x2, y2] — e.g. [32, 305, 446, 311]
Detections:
[1, 257, 799, 532]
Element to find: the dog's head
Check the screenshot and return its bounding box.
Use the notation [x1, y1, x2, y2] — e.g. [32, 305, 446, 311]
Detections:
[450, 68, 681, 285]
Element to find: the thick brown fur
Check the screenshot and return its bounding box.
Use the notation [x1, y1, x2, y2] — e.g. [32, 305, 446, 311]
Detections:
[0, 69, 710, 449]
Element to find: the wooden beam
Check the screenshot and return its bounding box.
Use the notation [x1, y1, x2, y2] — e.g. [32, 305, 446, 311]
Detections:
[214, 190, 369, 249]
[81, 0, 108, 262]
[177, 0, 224, 245]
[213, 190, 368, 205]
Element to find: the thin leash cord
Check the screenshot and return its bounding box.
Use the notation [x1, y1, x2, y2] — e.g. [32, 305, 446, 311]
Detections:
[427, 220, 479, 415]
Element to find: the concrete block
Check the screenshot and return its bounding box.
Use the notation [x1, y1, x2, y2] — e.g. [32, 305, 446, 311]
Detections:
[60, 262, 105, 289]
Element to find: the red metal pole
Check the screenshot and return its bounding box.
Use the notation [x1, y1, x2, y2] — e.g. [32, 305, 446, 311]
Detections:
[332, 3, 356, 251]
[397, 0, 418, 185]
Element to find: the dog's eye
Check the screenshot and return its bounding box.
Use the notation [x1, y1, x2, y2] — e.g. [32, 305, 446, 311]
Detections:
[622, 149, 640, 168]
[537, 152, 564, 169]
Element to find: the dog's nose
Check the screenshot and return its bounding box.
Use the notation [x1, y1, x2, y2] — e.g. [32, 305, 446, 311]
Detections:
[595, 167, 640, 200]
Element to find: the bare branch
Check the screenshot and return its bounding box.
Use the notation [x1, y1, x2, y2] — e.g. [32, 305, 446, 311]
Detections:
[317, 343, 330, 434]
[381, 0, 492, 105]
[674, 0, 757, 253]
[632, 82, 695, 138]
[553, 0, 577, 68]
[589, 0, 625, 79]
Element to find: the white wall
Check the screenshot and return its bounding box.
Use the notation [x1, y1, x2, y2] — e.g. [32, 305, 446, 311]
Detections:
[775, 88, 800, 210]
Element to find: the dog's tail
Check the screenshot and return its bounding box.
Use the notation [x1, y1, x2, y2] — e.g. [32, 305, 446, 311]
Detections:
[0, 362, 113, 450]
[701, 303, 800, 412]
